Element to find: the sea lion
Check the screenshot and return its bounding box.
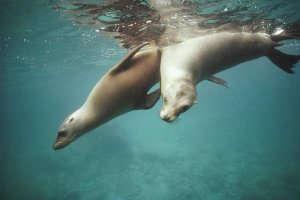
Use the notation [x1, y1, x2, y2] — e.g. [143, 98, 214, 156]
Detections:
[53, 43, 161, 150]
[160, 30, 300, 122]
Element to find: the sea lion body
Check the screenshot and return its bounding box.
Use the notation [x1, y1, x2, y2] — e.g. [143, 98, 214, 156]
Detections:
[160, 32, 299, 122]
[83, 47, 161, 123]
[161, 32, 271, 92]
[53, 44, 161, 150]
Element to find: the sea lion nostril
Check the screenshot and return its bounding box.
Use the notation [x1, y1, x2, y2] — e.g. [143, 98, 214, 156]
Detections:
[58, 131, 66, 137]
[161, 114, 173, 122]
[160, 111, 168, 120]
[163, 117, 171, 122]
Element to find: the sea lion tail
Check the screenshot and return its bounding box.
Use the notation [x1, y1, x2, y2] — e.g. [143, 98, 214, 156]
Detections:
[267, 49, 300, 74]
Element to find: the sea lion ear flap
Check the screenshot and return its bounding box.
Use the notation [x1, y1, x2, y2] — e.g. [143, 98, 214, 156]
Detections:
[135, 89, 160, 110]
[110, 43, 150, 75]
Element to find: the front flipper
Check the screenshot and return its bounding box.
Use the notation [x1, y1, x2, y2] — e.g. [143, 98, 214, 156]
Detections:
[135, 89, 160, 110]
[207, 76, 229, 88]
[110, 43, 149, 75]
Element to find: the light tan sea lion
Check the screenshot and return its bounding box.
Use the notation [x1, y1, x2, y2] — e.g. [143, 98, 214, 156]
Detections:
[53, 43, 161, 150]
[160, 30, 300, 122]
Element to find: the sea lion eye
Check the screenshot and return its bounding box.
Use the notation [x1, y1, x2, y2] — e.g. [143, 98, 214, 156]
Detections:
[69, 118, 74, 123]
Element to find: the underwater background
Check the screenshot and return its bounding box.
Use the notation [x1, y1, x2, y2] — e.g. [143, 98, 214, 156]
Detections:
[1, 0, 300, 199]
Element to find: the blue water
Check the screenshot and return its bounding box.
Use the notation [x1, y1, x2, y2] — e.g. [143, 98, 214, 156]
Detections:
[1, 0, 300, 200]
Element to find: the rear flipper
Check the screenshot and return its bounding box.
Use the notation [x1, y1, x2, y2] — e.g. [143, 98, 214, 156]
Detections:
[267, 49, 300, 74]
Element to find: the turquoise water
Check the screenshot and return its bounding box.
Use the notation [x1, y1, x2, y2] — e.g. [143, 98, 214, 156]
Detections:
[1, 0, 300, 200]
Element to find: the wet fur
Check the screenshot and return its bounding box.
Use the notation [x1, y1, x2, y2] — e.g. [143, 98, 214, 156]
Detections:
[160, 30, 300, 122]
[54, 44, 161, 149]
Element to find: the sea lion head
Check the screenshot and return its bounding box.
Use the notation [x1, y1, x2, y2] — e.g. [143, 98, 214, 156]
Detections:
[53, 108, 89, 150]
[160, 79, 196, 122]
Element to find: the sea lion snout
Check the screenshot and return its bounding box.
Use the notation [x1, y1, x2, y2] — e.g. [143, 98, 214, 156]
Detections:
[53, 131, 67, 150]
[160, 109, 177, 122]
[53, 141, 63, 150]
[53, 129, 81, 150]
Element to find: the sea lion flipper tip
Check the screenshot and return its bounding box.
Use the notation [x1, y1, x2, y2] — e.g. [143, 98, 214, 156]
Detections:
[135, 89, 160, 110]
[110, 43, 150, 75]
[206, 76, 229, 88]
[267, 49, 299, 74]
